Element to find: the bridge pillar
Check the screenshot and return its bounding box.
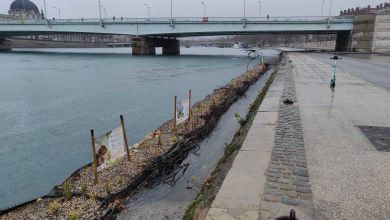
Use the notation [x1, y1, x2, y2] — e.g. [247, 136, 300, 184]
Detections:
[0, 38, 12, 52]
[350, 14, 376, 52]
[132, 38, 180, 55]
[335, 31, 352, 52]
[162, 39, 180, 55]
[132, 38, 156, 55]
[350, 13, 390, 53]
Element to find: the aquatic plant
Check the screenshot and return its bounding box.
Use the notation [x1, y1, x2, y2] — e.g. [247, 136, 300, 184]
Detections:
[239, 118, 247, 126]
[234, 112, 247, 126]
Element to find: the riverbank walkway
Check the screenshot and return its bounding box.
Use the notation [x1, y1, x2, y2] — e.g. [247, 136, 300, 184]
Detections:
[206, 52, 390, 219]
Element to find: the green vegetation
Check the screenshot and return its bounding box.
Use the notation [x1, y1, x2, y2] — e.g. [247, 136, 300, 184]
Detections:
[183, 69, 277, 220]
[171, 136, 178, 143]
[89, 191, 97, 201]
[117, 176, 124, 185]
[80, 182, 88, 194]
[48, 201, 60, 216]
[234, 112, 248, 126]
[105, 181, 112, 195]
[68, 210, 79, 220]
[64, 180, 72, 201]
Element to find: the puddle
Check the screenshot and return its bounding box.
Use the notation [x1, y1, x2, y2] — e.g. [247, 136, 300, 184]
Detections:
[359, 126, 390, 152]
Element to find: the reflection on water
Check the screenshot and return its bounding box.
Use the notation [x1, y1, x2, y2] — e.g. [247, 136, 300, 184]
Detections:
[0, 47, 276, 210]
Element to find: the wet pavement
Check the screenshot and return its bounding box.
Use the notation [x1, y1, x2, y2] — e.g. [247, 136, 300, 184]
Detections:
[358, 126, 390, 152]
[308, 53, 390, 91]
[291, 53, 390, 219]
[194, 51, 390, 220]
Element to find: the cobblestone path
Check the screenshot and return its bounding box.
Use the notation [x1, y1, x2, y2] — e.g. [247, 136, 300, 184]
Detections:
[260, 61, 313, 219]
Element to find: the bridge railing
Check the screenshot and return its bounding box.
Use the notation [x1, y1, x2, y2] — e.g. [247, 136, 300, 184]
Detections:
[0, 16, 354, 25]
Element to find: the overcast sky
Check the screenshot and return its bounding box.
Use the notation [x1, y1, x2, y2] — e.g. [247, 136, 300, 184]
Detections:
[1, 0, 387, 18]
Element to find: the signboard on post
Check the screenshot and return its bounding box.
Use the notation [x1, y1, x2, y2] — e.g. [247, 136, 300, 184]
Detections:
[176, 98, 190, 125]
[95, 127, 126, 172]
[173, 89, 192, 132]
[90, 115, 131, 184]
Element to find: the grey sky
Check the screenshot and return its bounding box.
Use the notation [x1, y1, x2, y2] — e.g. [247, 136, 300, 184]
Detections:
[1, 0, 387, 19]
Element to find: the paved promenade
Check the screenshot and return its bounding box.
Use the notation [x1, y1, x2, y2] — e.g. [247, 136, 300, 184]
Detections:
[292, 53, 390, 219]
[206, 53, 390, 219]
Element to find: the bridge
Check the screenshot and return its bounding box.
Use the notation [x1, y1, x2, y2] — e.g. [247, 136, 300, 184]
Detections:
[0, 16, 354, 55]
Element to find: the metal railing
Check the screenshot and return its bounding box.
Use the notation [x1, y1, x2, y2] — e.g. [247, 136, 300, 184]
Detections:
[0, 16, 354, 25]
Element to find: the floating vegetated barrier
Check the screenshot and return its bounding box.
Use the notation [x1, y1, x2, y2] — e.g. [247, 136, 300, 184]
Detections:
[0, 63, 270, 220]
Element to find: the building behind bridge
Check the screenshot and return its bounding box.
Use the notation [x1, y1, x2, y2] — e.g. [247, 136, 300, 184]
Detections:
[340, 2, 390, 16]
[1, 0, 43, 20]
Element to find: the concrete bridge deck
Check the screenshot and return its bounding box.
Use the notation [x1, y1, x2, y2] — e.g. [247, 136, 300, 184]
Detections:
[0, 16, 354, 54]
[2, 14, 389, 54]
[0, 16, 353, 36]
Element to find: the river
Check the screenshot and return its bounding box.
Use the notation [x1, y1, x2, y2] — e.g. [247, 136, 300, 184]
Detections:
[0, 47, 278, 211]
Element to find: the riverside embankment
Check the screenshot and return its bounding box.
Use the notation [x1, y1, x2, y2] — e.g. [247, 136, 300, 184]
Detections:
[1, 51, 280, 219]
[118, 64, 278, 220]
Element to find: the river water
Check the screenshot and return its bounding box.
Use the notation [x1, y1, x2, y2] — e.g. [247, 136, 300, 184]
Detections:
[0, 47, 278, 211]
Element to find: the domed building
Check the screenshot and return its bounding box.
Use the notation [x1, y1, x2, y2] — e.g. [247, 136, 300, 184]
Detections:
[8, 0, 44, 20]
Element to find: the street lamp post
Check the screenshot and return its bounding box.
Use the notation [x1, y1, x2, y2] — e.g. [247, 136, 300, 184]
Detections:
[101, 5, 107, 20]
[321, 0, 325, 16]
[327, 0, 333, 27]
[170, 0, 173, 18]
[258, 1, 261, 17]
[98, 0, 103, 26]
[170, 0, 174, 27]
[202, 1, 206, 17]
[243, 0, 246, 19]
[43, 0, 48, 20]
[145, 4, 150, 19]
[53, 6, 61, 19]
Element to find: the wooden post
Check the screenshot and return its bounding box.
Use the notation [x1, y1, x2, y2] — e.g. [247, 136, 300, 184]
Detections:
[120, 115, 131, 162]
[173, 96, 177, 133]
[90, 129, 98, 185]
[188, 89, 192, 122]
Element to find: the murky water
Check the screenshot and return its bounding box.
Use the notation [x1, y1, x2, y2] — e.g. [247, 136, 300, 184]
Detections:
[118, 66, 276, 220]
[0, 47, 278, 211]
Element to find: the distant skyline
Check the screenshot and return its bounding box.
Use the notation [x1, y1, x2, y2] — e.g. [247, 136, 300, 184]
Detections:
[1, 0, 387, 19]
